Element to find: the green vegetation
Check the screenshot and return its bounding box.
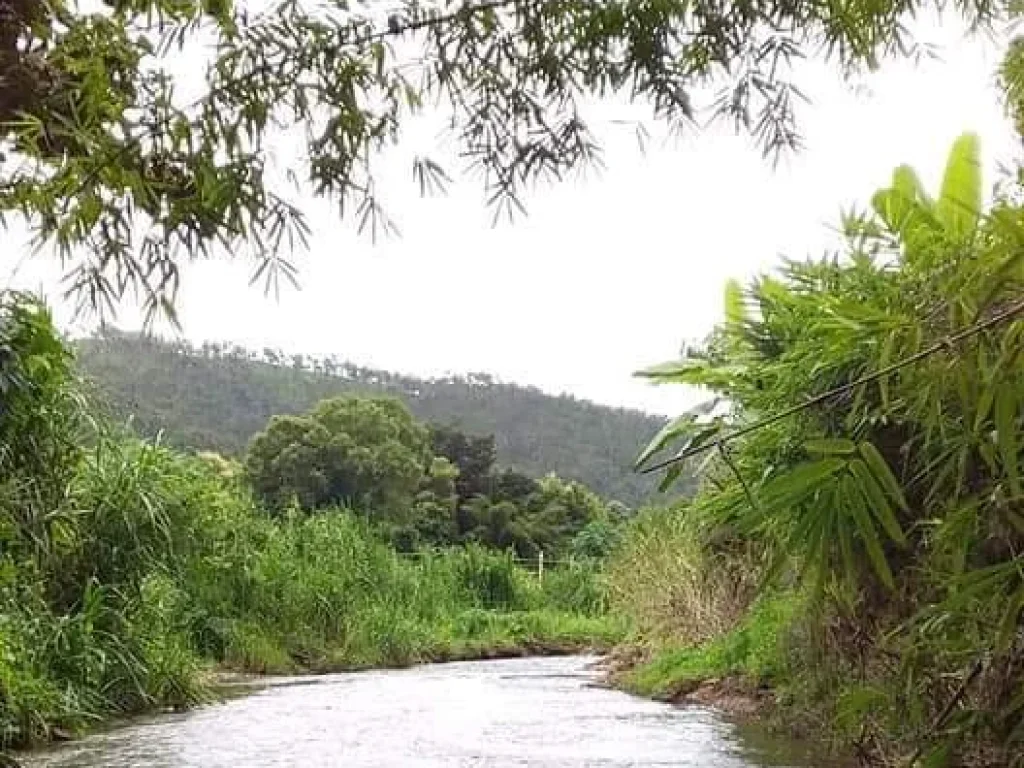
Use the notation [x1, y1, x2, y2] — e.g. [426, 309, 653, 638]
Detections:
[612, 134, 1024, 765]
[75, 331, 683, 506]
[0, 295, 621, 752]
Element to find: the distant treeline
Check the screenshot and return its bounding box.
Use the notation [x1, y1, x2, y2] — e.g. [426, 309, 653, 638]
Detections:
[75, 330, 692, 506]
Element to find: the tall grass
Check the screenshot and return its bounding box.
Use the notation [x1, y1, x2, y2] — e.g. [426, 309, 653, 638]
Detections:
[0, 297, 619, 751]
[607, 506, 758, 647]
[1, 437, 618, 749]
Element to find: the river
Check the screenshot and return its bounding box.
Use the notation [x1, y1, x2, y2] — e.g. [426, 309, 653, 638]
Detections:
[20, 656, 827, 767]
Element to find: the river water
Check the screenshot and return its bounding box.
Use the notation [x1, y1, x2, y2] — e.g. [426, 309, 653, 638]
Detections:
[21, 656, 825, 767]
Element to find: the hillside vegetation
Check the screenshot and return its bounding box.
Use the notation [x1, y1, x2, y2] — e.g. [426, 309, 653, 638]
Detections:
[74, 333, 683, 506]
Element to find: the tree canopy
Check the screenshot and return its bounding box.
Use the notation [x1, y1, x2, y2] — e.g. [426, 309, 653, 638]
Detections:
[245, 395, 431, 513]
[1, 0, 1008, 318]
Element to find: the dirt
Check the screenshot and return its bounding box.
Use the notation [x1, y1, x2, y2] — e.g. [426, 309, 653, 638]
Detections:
[592, 645, 772, 721]
[670, 676, 771, 719]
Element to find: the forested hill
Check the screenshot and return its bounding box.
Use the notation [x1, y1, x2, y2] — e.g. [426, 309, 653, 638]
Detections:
[75, 331, 685, 506]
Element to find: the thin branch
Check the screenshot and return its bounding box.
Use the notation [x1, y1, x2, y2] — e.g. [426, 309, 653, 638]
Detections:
[640, 295, 1024, 475]
[718, 443, 758, 512]
[903, 658, 985, 767]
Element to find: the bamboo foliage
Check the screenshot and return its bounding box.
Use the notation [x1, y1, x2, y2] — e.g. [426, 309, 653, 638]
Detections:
[637, 133, 1024, 762]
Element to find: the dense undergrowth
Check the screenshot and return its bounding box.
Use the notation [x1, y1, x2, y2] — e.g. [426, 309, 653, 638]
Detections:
[0, 296, 619, 751]
[611, 134, 1024, 767]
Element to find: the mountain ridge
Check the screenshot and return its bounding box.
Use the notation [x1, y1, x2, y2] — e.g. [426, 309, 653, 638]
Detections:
[75, 331, 687, 506]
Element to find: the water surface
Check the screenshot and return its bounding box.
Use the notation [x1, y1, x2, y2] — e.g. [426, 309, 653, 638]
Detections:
[22, 656, 824, 767]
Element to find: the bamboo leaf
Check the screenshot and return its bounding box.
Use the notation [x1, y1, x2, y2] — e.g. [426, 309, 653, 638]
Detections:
[635, 413, 698, 468]
[633, 359, 714, 384]
[850, 459, 907, 546]
[994, 383, 1021, 496]
[846, 478, 895, 589]
[837, 506, 857, 586]
[878, 332, 894, 410]
[858, 442, 910, 513]
[804, 438, 857, 457]
[758, 459, 846, 510]
[996, 587, 1024, 654]
[724, 278, 747, 328]
[936, 132, 982, 241]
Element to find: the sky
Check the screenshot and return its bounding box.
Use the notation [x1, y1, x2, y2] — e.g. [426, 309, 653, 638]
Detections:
[3, 10, 1020, 417]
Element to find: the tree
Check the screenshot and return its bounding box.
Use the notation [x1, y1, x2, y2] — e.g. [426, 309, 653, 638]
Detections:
[428, 424, 497, 502]
[1, 0, 1006, 318]
[524, 474, 609, 554]
[245, 395, 430, 516]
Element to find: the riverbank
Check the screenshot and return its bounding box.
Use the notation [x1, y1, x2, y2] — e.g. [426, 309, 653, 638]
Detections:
[591, 646, 771, 721]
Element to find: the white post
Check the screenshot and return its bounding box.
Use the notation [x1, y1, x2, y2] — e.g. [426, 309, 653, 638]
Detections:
[537, 550, 544, 584]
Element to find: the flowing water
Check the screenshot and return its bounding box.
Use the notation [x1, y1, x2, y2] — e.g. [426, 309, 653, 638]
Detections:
[20, 656, 830, 767]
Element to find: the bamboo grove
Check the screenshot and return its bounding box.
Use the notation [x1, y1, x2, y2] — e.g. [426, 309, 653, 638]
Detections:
[615, 134, 1024, 766]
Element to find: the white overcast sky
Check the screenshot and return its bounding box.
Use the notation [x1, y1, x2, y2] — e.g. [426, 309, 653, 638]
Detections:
[3, 11, 1020, 416]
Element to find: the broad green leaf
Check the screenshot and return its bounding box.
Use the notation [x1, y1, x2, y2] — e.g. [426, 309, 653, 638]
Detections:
[804, 438, 857, 457]
[892, 164, 929, 206]
[858, 442, 910, 512]
[846, 478, 895, 589]
[871, 186, 917, 233]
[994, 383, 1021, 496]
[936, 132, 982, 241]
[850, 459, 907, 545]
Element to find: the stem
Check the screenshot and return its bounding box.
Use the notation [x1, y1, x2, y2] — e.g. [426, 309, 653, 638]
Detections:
[640, 296, 1024, 475]
[903, 658, 985, 767]
[718, 444, 758, 512]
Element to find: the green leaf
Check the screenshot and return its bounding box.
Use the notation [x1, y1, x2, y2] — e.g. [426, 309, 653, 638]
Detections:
[878, 332, 894, 410]
[850, 459, 907, 546]
[804, 438, 857, 456]
[846, 477, 895, 589]
[658, 463, 685, 493]
[996, 587, 1024, 654]
[837, 509, 857, 586]
[918, 742, 952, 768]
[723, 278, 747, 327]
[994, 383, 1021, 496]
[633, 359, 706, 383]
[758, 459, 846, 510]
[858, 442, 910, 513]
[936, 132, 982, 241]
[635, 413, 698, 468]
[892, 164, 929, 206]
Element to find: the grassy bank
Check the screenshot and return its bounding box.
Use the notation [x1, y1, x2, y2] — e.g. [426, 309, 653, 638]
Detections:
[0, 296, 622, 752]
[1, 445, 621, 749]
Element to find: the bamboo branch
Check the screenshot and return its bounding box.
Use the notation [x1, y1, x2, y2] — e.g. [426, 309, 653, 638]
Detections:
[640, 295, 1024, 475]
[903, 658, 985, 767]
